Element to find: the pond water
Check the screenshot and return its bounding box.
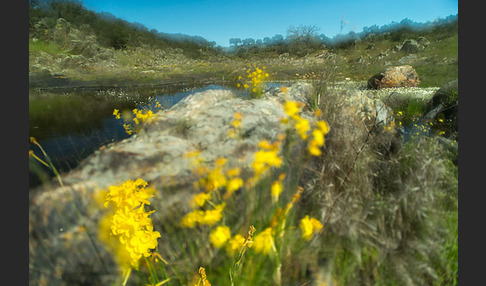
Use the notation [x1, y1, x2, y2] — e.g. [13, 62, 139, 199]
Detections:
[28, 83, 240, 189]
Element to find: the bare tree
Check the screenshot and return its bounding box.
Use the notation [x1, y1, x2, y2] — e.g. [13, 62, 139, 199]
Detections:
[286, 24, 321, 43]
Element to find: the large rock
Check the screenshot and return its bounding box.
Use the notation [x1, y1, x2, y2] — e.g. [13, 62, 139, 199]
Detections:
[28, 82, 317, 285]
[367, 65, 420, 89]
[400, 39, 421, 53]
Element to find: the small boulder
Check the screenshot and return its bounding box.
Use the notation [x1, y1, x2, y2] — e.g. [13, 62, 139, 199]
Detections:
[423, 79, 458, 139]
[400, 39, 421, 53]
[367, 65, 420, 89]
[417, 37, 430, 49]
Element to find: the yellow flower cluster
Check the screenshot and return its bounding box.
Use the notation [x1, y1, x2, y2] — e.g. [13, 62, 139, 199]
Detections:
[251, 139, 283, 181]
[132, 108, 154, 125]
[193, 157, 244, 198]
[113, 107, 156, 135]
[102, 178, 161, 269]
[181, 203, 226, 228]
[208, 225, 248, 257]
[237, 65, 269, 98]
[299, 215, 323, 241]
[252, 227, 276, 255]
[227, 112, 243, 139]
[283, 101, 330, 156]
[225, 234, 246, 257]
[209, 225, 232, 249]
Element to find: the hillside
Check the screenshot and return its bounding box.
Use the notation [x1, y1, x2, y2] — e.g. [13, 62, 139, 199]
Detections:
[29, 1, 457, 88]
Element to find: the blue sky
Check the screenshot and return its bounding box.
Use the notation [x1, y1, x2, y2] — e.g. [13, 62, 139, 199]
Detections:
[81, 0, 458, 47]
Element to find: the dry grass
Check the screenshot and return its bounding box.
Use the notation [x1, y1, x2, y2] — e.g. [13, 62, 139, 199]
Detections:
[288, 76, 458, 285]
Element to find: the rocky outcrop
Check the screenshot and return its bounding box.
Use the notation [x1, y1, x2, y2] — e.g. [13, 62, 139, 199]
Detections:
[398, 37, 429, 53]
[28, 80, 402, 284]
[400, 39, 421, 53]
[28, 82, 317, 284]
[367, 65, 420, 89]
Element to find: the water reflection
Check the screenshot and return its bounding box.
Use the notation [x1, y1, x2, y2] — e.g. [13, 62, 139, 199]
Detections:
[28, 83, 234, 189]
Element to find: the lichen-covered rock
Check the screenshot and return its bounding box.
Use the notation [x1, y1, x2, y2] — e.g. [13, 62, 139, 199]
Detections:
[367, 65, 420, 89]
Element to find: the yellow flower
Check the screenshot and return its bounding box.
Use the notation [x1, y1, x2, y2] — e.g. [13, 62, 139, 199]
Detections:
[126, 226, 161, 266]
[271, 180, 283, 202]
[123, 123, 133, 135]
[227, 177, 243, 194]
[104, 178, 153, 209]
[308, 140, 322, 156]
[271, 174, 285, 203]
[284, 101, 300, 119]
[191, 192, 212, 208]
[181, 210, 203, 228]
[312, 129, 325, 146]
[204, 167, 227, 192]
[181, 203, 226, 228]
[316, 120, 330, 134]
[110, 206, 154, 239]
[226, 167, 241, 178]
[98, 212, 133, 270]
[295, 118, 310, 139]
[199, 206, 225, 226]
[101, 178, 160, 269]
[299, 215, 323, 241]
[251, 149, 282, 178]
[113, 109, 121, 119]
[252, 227, 276, 255]
[225, 234, 245, 257]
[209, 225, 231, 249]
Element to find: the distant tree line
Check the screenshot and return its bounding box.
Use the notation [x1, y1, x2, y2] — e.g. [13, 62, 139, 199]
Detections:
[227, 15, 458, 57]
[29, 0, 457, 59]
[29, 0, 220, 58]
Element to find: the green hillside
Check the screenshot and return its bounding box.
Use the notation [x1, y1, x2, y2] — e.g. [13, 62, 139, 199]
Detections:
[29, 0, 457, 88]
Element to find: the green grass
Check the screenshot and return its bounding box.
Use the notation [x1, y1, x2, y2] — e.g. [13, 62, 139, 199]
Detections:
[29, 38, 69, 56]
